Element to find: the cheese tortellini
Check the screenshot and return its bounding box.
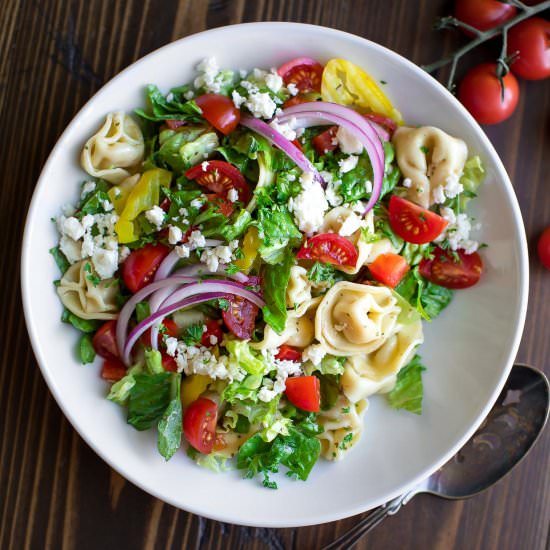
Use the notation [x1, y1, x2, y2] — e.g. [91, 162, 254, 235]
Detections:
[315, 282, 400, 356]
[342, 320, 424, 402]
[317, 394, 368, 461]
[286, 266, 312, 309]
[57, 261, 119, 320]
[81, 112, 144, 184]
[392, 126, 468, 208]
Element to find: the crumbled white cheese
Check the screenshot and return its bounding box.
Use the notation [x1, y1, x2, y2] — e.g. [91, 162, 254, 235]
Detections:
[81, 181, 96, 199]
[287, 82, 299, 96]
[188, 230, 206, 249]
[269, 119, 297, 141]
[435, 206, 479, 254]
[209, 334, 218, 346]
[288, 172, 329, 234]
[232, 90, 246, 108]
[338, 212, 363, 237]
[92, 248, 118, 279]
[119, 246, 130, 263]
[257, 348, 303, 402]
[239, 69, 247, 79]
[175, 244, 190, 258]
[365, 180, 373, 194]
[302, 344, 327, 366]
[444, 173, 464, 199]
[102, 200, 114, 212]
[194, 57, 224, 93]
[336, 126, 363, 155]
[245, 92, 277, 119]
[59, 235, 82, 264]
[227, 188, 239, 202]
[168, 225, 183, 245]
[432, 184, 446, 204]
[201, 161, 210, 172]
[402, 178, 412, 188]
[184, 90, 195, 100]
[258, 386, 278, 403]
[165, 337, 178, 357]
[265, 70, 283, 93]
[338, 155, 359, 174]
[62, 217, 85, 241]
[145, 205, 165, 229]
[190, 198, 204, 210]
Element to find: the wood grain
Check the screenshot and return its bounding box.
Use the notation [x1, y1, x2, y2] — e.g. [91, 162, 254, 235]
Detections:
[1, 1, 549, 549]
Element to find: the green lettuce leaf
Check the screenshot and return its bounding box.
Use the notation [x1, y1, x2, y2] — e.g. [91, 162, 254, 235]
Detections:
[262, 247, 294, 334]
[255, 204, 301, 264]
[107, 365, 143, 405]
[144, 349, 164, 374]
[50, 246, 70, 274]
[157, 374, 183, 460]
[387, 355, 426, 414]
[135, 85, 203, 122]
[224, 339, 267, 375]
[127, 372, 172, 430]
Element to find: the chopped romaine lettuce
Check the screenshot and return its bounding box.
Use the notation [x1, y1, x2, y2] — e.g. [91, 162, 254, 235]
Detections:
[387, 355, 426, 414]
[157, 374, 183, 460]
[127, 372, 173, 430]
[262, 247, 294, 334]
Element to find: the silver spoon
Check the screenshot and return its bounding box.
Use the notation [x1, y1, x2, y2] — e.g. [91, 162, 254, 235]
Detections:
[324, 363, 549, 550]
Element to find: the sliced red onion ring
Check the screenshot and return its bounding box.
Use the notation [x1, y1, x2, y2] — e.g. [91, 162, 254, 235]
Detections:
[240, 116, 324, 185]
[154, 249, 181, 282]
[367, 121, 390, 142]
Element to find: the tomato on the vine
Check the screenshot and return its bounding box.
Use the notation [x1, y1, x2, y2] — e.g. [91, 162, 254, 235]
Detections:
[458, 63, 519, 125]
[508, 18, 550, 80]
[454, 0, 516, 34]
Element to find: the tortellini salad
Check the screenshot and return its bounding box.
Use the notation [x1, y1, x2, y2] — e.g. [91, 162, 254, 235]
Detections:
[51, 55, 485, 489]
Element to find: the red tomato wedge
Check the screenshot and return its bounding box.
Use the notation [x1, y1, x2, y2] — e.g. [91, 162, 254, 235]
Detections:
[161, 353, 178, 372]
[283, 95, 313, 109]
[285, 376, 321, 412]
[121, 243, 170, 294]
[204, 193, 235, 217]
[538, 227, 550, 270]
[419, 247, 483, 289]
[100, 358, 127, 382]
[93, 320, 119, 360]
[369, 253, 410, 288]
[183, 398, 218, 454]
[222, 296, 259, 340]
[275, 345, 302, 362]
[388, 195, 448, 244]
[185, 160, 251, 204]
[363, 113, 398, 136]
[200, 319, 224, 347]
[297, 234, 358, 267]
[312, 126, 338, 155]
[140, 318, 179, 348]
[278, 57, 324, 93]
[195, 93, 240, 135]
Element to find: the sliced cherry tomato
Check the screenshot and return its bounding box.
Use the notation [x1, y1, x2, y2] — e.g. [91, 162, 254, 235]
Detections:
[92, 320, 119, 360]
[285, 376, 321, 412]
[183, 397, 218, 454]
[121, 243, 170, 294]
[312, 126, 337, 155]
[291, 138, 303, 152]
[195, 93, 240, 135]
[275, 345, 302, 362]
[388, 195, 448, 244]
[100, 358, 127, 382]
[165, 119, 186, 130]
[204, 193, 235, 217]
[296, 234, 358, 267]
[283, 95, 312, 109]
[363, 113, 398, 136]
[537, 226, 550, 270]
[159, 197, 171, 212]
[507, 18, 550, 80]
[140, 318, 179, 348]
[419, 247, 483, 289]
[454, 0, 516, 34]
[200, 319, 224, 347]
[222, 296, 259, 340]
[278, 57, 324, 93]
[369, 253, 410, 288]
[185, 160, 251, 204]
[161, 353, 178, 372]
[458, 63, 519, 125]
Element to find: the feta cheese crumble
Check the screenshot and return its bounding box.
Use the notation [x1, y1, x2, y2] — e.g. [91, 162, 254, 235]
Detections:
[336, 126, 363, 155]
[338, 155, 359, 174]
[168, 225, 183, 245]
[245, 92, 277, 119]
[145, 205, 165, 230]
[435, 206, 479, 254]
[288, 172, 329, 234]
[227, 188, 239, 202]
[302, 344, 327, 366]
[269, 119, 297, 141]
[402, 178, 412, 188]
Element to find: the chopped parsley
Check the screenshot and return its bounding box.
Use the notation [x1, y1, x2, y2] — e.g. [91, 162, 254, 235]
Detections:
[182, 323, 204, 346]
[307, 262, 337, 285]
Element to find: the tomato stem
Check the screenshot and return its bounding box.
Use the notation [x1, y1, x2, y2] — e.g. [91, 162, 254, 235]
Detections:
[423, 0, 550, 91]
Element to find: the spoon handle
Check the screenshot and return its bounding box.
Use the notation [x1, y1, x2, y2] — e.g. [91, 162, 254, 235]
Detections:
[322, 493, 409, 550]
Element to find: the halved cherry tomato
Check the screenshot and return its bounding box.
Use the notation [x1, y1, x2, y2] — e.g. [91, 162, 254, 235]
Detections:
[419, 247, 483, 289]
[100, 358, 127, 382]
[183, 397, 218, 454]
[121, 243, 170, 294]
[222, 296, 259, 340]
[161, 353, 178, 372]
[278, 57, 324, 93]
[200, 319, 224, 347]
[388, 196, 448, 244]
[92, 320, 119, 360]
[369, 253, 410, 288]
[297, 234, 359, 267]
[275, 345, 302, 362]
[291, 139, 303, 152]
[185, 160, 251, 204]
[165, 119, 186, 130]
[195, 93, 240, 135]
[458, 63, 519, 125]
[283, 95, 312, 109]
[363, 113, 398, 136]
[454, 0, 516, 34]
[312, 126, 337, 155]
[285, 376, 321, 412]
[204, 193, 235, 217]
[140, 318, 179, 348]
[507, 18, 550, 80]
[537, 226, 550, 270]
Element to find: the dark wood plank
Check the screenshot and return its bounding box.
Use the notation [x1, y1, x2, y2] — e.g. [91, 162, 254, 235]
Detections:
[0, 1, 548, 549]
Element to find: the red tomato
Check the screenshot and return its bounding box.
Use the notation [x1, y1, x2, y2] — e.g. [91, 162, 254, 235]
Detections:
[283, 95, 312, 109]
[200, 319, 224, 347]
[121, 243, 170, 294]
[458, 63, 519, 125]
[454, 0, 516, 33]
[195, 93, 240, 135]
[388, 196, 448, 244]
[159, 197, 171, 212]
[140, 318, 179, 348]
[275, 345, 302, 362]
[537, 226, 550, 270]
[222, 296, 259, 340]
[161, 353, 178, 372]
[278, 57, 324, 93]
[165, 119, 186, 130]
[92, 320, 119, 360]
[508, 18, 550, 80]
[419, 247, 483, 289]
[291, 138, 303, 151]
[183, 397, 218, 454]
[296, 234, 359, 267]
[285, 376, 321, 412]
[369, 253, 410, 288]
[312, 126, 338, 155]
[100, 358, 127, 382]
[185, 160, 251, 203]
[204, 193, 235, 217]
[363, 113, 398, 136]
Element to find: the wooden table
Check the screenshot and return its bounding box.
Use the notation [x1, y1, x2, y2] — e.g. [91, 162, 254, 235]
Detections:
[1, 1, 549, 548]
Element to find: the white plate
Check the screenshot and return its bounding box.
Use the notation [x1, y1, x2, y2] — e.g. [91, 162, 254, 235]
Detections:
[21, 22, 528, 527]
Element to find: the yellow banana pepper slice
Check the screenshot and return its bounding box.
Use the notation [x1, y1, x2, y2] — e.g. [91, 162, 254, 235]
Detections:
[181, 374, 212, 410]
[234, 227, 260, 273]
